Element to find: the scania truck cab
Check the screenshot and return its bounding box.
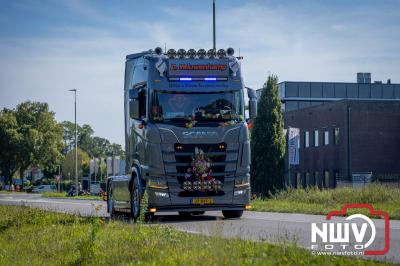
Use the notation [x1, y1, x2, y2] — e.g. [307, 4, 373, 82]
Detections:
[107, 47, 257, 220]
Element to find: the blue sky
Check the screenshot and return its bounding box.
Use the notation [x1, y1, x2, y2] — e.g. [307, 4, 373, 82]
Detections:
[1, 0, 399, 145]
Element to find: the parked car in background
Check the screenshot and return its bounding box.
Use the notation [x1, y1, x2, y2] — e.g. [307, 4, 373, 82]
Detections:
[31, 185, 57, 193]
[90, 181, 101, 195]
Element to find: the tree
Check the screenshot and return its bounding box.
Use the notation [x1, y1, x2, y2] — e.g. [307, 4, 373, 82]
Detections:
[251, 75, 286, 196]
[61, 148, 90, 179]
[0, 109, 22, 182]
[60, 121, 124, 159]
[0, 102, 64, 184]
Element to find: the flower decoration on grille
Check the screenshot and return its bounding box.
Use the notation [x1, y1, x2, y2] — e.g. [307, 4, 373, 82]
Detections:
[182, 147, 222, 191]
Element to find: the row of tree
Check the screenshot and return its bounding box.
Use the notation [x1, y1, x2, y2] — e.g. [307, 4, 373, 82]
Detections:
[0, 101, 124, 185]
[61, 121, 123, 158]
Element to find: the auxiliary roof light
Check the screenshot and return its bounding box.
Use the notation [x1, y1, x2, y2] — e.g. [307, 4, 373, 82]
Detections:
[197, 49, 206, 59]
[227, 47, 234, 56]
[187, 49, 196, 59]
[207, 49, 216, 58]
[155, 47, 163, 55]
[177, 49, 186, 58]
[217, 49, 226, 58]
[167, 49, 176, 58]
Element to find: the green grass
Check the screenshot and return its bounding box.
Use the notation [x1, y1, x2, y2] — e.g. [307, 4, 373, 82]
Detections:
[42, 192, 101, 200]
[0, 205, 391, 266]
[252, 184, 400, 220]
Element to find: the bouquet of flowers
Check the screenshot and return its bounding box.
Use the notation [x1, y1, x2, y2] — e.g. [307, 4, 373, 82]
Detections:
[184, 147, 220, 191]
[185, 147, 212, 181]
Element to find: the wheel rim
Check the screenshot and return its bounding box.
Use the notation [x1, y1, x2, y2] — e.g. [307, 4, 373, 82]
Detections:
[108, 186, 113, 214]
[132, 180, 140, 218]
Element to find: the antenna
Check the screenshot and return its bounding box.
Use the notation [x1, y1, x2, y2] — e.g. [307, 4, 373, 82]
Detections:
[164, 43, 167, 53]
[213, 0, 216, 51]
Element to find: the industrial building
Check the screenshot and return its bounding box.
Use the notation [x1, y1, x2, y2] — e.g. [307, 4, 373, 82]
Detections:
[275, 73, 400, 112]
[284, 100, 400, 188]
[257, 73, 400, 188]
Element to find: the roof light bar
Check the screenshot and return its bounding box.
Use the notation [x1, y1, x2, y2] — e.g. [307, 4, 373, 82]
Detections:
[204, 77, 217, 81]
[187, 49, 196, 59]
[177, 49, 186, 58]
[179, 77, 192, 81]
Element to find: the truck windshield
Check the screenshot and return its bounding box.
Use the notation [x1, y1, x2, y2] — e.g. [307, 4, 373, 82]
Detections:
[151, 90, 244, 124]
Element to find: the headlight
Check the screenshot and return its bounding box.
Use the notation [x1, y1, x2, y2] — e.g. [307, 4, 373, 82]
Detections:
[148, 178, 168, 189]
[235, 176, 250, 188]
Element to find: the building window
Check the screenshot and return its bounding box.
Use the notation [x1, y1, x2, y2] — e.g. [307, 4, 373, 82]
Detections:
[304, 131, 309, 148]
[314, 171, 320, 188]
[323, 130, 329, 146]
[314, 130, 319, 147]
[324, 171, 330, 188]
[333, 127, 339, 145]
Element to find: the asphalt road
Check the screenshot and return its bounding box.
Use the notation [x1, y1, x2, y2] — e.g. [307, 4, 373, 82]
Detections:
[1, 192, 399, 264]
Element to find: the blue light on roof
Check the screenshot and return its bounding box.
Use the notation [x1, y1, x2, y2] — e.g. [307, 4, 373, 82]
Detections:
[204, 77, 217, 81]
[180, 77, 192, 81]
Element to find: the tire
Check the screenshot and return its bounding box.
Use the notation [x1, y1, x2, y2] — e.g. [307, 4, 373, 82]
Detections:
[107, 183, 116, 218]
[222, 210, 243, 219]
[178, 211, 192, 218]
[191, 211, 205, 215]
[130, 177, 141, 222]
[144, 212, 155, 222]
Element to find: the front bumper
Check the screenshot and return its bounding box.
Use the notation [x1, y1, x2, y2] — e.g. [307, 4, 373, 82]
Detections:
[147, 176, 251, 211]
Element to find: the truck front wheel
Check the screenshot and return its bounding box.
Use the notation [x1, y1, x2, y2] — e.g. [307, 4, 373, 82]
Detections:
[222, 210, 243, 219]
[130, 177, 141, 222]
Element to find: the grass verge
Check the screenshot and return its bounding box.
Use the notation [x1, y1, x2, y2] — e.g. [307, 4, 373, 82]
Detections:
[42, 192, 101, 200]
[251, 184, 400, 220]
[0, 205, 392, 265]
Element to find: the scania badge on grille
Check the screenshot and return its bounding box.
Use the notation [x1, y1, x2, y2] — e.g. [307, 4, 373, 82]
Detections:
[182, 131, 218, 139]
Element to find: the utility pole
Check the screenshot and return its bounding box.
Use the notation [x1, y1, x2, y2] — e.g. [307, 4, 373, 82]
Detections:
[69, 89, 79, 196]
[58, 165, 61, 192]
[213, 0, 216, 52]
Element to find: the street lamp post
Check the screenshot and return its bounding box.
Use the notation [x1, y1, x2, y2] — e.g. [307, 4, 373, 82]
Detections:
[69, 89, 79, 196]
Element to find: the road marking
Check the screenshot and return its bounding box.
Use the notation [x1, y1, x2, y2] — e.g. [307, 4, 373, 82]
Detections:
[0, 198, 103, 206]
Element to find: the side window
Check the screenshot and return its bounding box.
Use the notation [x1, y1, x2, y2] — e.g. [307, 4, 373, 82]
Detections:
[131, 59, 147, 120]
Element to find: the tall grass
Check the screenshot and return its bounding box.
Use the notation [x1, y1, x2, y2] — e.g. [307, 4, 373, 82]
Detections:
[0, 205, 390, 265]
[252, 184, 400, 219]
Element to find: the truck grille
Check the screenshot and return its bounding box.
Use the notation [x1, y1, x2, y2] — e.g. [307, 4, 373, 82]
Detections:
[162, 143, 238, 196]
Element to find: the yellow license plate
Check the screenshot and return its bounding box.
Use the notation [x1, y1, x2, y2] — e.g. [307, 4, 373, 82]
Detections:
[191, 198, 214, 205]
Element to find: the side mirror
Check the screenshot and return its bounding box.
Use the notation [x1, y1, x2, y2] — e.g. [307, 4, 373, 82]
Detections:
[129, 99, 140, 119]
[246, 87, 258, 119]
[249, 99, 257, 119]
